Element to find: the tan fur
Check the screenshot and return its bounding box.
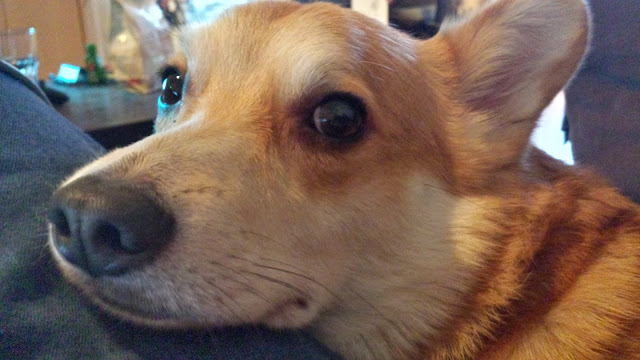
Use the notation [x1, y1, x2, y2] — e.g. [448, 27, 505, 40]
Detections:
[49, 1, 640, 359]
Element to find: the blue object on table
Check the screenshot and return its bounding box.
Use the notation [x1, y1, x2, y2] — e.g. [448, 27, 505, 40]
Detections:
[55, 63, 81, 84]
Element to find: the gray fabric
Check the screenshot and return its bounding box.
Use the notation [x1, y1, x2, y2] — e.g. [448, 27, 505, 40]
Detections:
[0, 71, 338, 359]
[0, 60, 50, 106]
[565, 0, 640, 203]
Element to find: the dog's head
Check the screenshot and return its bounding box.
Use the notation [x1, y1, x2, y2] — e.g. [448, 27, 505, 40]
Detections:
[49, 0, 589, 358]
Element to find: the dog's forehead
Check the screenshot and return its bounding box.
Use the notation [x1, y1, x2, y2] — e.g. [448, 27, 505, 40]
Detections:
[180, 2, 415, 97]
[182, 3, 352, 85]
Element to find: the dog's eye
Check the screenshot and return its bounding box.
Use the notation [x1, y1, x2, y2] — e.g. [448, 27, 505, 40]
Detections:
[312, 94, 365, 140]
[160, 68, 184, 106]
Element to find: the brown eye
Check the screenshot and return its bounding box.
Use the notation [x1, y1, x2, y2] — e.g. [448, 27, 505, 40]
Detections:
[312, 94, 365, 140]
[160, 68, 184, 106]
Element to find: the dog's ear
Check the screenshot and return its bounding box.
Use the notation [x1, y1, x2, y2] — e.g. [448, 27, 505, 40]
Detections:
[424, 0, 589, 190]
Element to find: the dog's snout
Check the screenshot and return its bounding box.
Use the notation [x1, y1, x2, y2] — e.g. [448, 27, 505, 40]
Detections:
[48, 176, 174, 276]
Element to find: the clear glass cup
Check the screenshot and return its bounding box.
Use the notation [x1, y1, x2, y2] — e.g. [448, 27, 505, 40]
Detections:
[0, 27, 39, 82]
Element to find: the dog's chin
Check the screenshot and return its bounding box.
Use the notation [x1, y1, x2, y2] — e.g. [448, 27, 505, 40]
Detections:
[62, 269, 320, 330]
[82, 294, 211, 330]
[47, 241, 222, 329]
[79, 281, 319, 331]
[48, 232, 322, 330]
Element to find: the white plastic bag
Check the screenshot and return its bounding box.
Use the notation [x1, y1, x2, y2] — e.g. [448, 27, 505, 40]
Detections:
[109, 0, 175, 93]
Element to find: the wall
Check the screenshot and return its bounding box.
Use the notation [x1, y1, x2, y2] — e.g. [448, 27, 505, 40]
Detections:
[0, 1, 6, 31]
[0, 0, 85, 79]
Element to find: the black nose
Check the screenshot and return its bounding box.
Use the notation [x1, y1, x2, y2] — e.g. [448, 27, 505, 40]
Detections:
[48, 176, 174, 276]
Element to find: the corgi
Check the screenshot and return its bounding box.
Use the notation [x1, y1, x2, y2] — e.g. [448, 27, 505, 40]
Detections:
[48, 0, 640, 359]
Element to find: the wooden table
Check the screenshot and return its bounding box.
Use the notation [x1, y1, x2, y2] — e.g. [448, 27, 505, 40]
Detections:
[50, 83, 159, 148]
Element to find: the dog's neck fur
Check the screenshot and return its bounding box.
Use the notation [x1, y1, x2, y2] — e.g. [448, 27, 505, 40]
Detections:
[311, 150, 640, 359]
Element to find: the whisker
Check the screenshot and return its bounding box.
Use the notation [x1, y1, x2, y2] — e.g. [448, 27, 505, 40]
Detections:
[230, 254, 342, 303]
[234, 255, 420, 338]
[348, 287, 411, 342]
[254, 261, 343, 302]
[255, 257, 310, 275]
[203, 278, 244, 322]
[208, 260, 273, 303]
[230, 279, 272, 304]
[239, 255, 417, 342]
[238, 230, 287, 247]
[360, 334, 378, 359]
[378, 326, 399, 355]
[240, 270, 308, 297]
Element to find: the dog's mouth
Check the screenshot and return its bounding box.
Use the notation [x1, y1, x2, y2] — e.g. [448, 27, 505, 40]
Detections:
[48, 226, 208, 326]
[49, 224, 320, 329]
[82, 287, 199, 329]
[88, 294, 226, 330]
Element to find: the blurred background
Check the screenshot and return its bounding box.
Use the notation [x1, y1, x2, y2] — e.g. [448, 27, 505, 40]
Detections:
[0, 0, 476, 85]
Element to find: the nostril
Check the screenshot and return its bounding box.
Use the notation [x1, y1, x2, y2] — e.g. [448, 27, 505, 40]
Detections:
[48, 207, 71, 237]
[95, 222, 124, 253]
[89, 221, 144, 255]
[48, 205, 89, 270]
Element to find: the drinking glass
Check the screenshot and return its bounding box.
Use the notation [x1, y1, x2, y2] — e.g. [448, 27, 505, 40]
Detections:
[0, 27, 39, 82]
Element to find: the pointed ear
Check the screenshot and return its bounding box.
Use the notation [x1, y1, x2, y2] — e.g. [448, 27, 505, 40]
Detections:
[425, 0, 589, 190]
